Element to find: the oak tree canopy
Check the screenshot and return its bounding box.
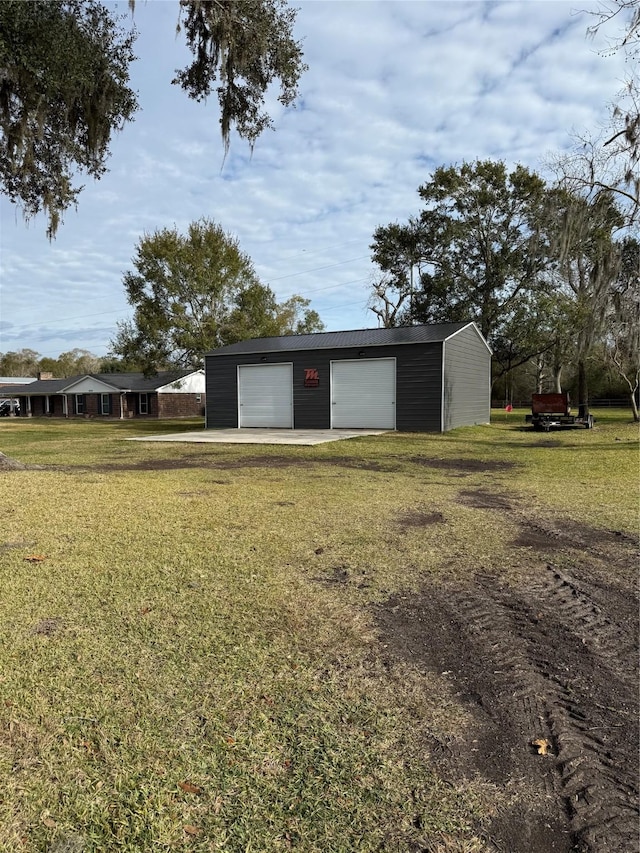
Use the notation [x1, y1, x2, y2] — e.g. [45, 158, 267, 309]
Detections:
[0, 0, 306, 237]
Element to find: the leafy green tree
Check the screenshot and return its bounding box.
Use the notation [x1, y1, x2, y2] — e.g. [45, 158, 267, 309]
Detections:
[273, 295, 324, 336]
[53, 348, 102, 377]
[0, 349, 40, 376]
[0, 0, 138, 238]
[368, 221, 426, 327]
[109, 218, 323, 373]
[0, 0, 306, 237]
[369, 161, 557, 380]
[174, 0, 306, 154]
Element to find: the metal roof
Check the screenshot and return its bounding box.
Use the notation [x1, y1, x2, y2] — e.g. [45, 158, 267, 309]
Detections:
[0, 377, 37, 385]
[206, 322, 480, 357]
[0, 369, 199, 396]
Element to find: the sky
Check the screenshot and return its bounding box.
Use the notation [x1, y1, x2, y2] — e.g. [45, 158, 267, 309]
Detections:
[0, 0, 632, 361]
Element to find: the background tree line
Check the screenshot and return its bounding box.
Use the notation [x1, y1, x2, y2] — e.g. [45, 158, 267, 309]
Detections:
[367, 160, 639, 420]
[367, 4, 640, 421]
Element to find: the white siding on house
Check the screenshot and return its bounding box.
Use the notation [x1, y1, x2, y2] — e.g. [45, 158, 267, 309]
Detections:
[63, 376, 118, 394]
[157, 371, 205, 394]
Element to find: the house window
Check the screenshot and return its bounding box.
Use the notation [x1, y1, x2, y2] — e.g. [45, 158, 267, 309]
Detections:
[139, 393, 149, 415]
[75, 394, 85, 415]
[101, 394, 111, 415]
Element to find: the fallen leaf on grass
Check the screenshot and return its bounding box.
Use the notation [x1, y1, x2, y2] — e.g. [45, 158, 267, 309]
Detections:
[184, 824, 200, 836]
[225, 736, 236, 745]
[41, 815, 56, 829]
[140, 606, 153, 615]
[24, 554, 46, 563]
[178, 781, 203, 795]
[531, 738, 553, 755]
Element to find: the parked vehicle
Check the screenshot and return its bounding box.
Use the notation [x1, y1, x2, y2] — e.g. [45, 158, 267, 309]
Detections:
[525, 393, 593, 431]
[0, 399, 20, 416]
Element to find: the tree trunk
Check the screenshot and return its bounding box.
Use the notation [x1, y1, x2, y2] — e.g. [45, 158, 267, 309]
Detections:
[577, 359, 589, 419]
[630, 391, 639, 422]
[554, 367, 563, 393]
[535, 355, 545, 393]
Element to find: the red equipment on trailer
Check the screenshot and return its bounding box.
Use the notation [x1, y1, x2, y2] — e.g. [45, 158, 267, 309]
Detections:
[526, 393, 594, 432]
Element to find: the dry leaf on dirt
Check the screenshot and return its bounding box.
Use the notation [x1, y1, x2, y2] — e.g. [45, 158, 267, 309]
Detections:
[531, 738, 553, 755]
[178, 781, 203, 795]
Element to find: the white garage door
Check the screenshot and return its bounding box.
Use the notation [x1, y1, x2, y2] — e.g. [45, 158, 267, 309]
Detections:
[238, 364, 293, 428]
[331, 358, 396, 429]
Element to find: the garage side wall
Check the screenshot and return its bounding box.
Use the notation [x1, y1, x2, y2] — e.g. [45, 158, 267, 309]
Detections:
[442, 326, 491, 430]
[206, 343, 443, 431]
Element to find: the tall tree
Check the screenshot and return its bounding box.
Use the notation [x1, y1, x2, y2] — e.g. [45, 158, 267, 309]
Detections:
[368, 221, 426, 327]
[605, 236, 640, 419]
[550, 189, 627, 418]
[54, 348, 102, 377]
[369, 161, 556, 378]
[0, 0, 306, 237]
[0, 349, 40, 377]
[0, 0, 138, 238]
[110, 218, 323, 373]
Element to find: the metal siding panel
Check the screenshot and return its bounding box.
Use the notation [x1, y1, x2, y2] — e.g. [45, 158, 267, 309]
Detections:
[395, 344, 443, 431]
[205, 354, 239, 428]
[238, 364, 293, 427]
[331, 359, 396, 429]
[443, 327, 491, 430]
[206, 343, 445, 431]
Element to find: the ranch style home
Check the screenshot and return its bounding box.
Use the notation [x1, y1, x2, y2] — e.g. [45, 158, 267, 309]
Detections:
[205, 321, 491, 433]
[0, 370, 205, 419]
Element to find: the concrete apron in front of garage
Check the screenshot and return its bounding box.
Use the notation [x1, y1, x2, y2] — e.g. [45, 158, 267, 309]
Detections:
[127, 428, 388, 446]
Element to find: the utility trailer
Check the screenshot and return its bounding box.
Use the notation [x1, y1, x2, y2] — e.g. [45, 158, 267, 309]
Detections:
[525, 392, 594, 431]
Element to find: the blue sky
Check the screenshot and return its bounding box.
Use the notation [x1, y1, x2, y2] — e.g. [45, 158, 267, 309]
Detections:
[0, 0, 631, 360]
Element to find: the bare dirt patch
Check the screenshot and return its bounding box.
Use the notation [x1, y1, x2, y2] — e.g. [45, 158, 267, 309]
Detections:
[0, 451, 39, 470]
[375, 498, 639, 853]
[31, 618, 62, 636]
[409, 456, 518, 473]
[396, 509, 446, 527]
[458, 488, 516, 510]
[92, 454, 308, 472]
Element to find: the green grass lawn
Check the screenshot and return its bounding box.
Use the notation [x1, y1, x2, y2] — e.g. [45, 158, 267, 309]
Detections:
[0, 411, 637, 852]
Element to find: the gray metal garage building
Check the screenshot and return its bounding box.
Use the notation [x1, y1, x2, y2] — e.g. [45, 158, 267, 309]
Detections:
[204, 322, 491, 432]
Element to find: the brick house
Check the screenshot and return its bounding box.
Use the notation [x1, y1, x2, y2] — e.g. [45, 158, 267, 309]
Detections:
[0, 370, 205, 419]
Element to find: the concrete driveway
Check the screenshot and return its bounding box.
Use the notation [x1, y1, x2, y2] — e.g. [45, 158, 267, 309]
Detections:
[128, 428, 388, 446]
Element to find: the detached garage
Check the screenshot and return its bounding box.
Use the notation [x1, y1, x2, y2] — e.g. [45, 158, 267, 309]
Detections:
[205, 322, 491, 433]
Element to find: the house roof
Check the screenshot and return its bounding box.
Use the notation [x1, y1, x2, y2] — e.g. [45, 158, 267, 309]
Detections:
[0, 369, 200, 397]
[0, 377, 37, 385]
[206, 322, 484, 357]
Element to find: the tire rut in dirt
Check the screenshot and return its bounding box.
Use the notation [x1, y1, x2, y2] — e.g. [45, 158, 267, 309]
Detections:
[377, 584, 574, 853]
[517, 564, 639, 852]
[376, 565, 639, 853]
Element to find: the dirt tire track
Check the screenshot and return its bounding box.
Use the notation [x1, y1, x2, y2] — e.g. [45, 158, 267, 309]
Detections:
[376, 493, 639, 853]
